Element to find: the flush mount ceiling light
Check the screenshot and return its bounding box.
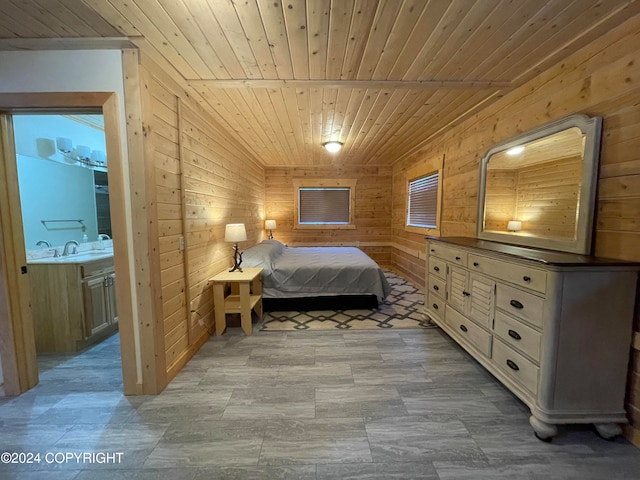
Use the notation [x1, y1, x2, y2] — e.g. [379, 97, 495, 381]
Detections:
[322, 141, 343, 153]
[506, 145, 525, 156]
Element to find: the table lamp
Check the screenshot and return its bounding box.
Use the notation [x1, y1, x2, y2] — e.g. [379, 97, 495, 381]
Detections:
[225, 223, 247, 272]
[265, 219, 276, 240]
[507, 220, 522, 232]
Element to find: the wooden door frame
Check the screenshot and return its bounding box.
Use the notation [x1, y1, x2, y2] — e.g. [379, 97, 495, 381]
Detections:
[0, 92, 141, 395]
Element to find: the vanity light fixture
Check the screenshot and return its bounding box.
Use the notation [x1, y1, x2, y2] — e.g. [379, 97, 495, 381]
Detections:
[55, 137, 107, 168]
[322, 141, 343, 153]
[506, 145, 525, 156]
[56, 137, 73, 153]
[507, 220, 522, 232]
[265, 219, 276, 240]
[225, 223, 247, 272]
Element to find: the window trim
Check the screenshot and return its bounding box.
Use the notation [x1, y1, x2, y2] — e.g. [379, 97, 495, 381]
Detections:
[293, 178, 357, 230]
[405, 157, 443, 236]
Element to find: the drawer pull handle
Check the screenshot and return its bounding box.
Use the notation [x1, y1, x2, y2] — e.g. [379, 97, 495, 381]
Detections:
[434, 266, 440, 272]
[506, 359, 520, 371]
[523, 275, 531, 282]
[462, 291, 471, 297]
[508, 329, 522, 340]
[473, 262, 479, 267]
[510, 299, 524, 309]
[455, 256, 461, 260]
[432, 303, 439, 310]
[459, 324, 468, 333]
[433, 285, 439, 291]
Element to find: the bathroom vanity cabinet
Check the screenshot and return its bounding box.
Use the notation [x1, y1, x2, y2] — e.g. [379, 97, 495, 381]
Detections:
[29, 255, 118, 352]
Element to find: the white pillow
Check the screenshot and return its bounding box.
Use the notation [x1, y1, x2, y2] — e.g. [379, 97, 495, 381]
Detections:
[242, 240, 284, 268]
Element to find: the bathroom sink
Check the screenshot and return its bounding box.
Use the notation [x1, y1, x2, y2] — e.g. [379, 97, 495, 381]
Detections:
[28, 250, 114, 264]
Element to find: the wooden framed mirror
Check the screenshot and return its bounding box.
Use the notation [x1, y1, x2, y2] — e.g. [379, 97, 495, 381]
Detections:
[477, 114, 602, 255]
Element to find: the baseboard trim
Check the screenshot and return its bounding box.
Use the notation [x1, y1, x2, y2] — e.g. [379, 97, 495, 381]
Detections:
[287, 241, 392, 248]
[283, 242, 425, 262]
[390, 242, 425, 261]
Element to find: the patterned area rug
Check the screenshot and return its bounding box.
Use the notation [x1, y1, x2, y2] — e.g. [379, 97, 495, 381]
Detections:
[260, 271, 435, 331]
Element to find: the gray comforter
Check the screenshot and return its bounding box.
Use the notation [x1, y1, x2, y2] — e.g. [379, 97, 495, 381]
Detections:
[241, 240, 391, 302]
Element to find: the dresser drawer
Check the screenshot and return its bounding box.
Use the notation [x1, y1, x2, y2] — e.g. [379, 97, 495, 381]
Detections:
[428, 242, 467, 267]
[468, 254, 546, 293]
[496, 283, 544, 329]
[492, 338, 539, 396]
[446, 306, 492, 358]
[494, 310, 542, 363]
[427, 293, 445, 323]
[428, 274, 446, 300]
[428, 256, 447, 280]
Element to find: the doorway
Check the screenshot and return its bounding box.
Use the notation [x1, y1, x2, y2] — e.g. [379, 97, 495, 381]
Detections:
[0, 92, 139, 396]
[11, 112, 122, 390]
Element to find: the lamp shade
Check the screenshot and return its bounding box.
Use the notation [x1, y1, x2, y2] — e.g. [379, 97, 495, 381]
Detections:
[225, 223, 247, 242]
[507, 220, 522, 232]
[265, 219, 276, 230]
[56, 137, 73, 153]
[76, 145, 91, 159]
[91, 150, 106, 164]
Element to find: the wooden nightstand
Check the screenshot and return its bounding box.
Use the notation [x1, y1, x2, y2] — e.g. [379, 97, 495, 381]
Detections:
[210, 267, 263, 336]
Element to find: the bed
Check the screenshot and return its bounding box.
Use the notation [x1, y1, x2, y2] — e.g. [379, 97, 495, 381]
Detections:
[241, 240, 391, 311]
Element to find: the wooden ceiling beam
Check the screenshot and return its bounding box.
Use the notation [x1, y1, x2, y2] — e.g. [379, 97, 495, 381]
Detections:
[188, 79, 513, 90]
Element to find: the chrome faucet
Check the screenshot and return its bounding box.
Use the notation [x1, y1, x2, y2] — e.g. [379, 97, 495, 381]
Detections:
[97, 233, 111, 250]
[36, 240, 51, 248]
[62, 240, 79, 256]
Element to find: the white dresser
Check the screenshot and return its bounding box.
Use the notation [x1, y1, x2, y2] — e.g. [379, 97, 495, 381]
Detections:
[425, 237, 639, 441]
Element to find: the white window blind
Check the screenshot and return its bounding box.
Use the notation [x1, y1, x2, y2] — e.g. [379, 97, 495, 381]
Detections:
[407, 173, 439, 228]
[299, 187, 350, 224]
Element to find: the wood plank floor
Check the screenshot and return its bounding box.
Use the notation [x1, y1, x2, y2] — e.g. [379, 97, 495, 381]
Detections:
[1, 328, 640, 479]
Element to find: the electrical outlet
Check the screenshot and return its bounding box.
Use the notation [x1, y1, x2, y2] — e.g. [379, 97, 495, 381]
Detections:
[198, 318, 204, 326]
[355, 241, 360, 247]
[179, 236, 185, 251]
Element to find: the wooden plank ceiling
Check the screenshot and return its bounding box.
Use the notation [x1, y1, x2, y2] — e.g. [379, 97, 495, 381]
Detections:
[1, 0, 638, 166]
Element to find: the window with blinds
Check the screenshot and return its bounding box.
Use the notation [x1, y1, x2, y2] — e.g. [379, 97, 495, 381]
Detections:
[407, 172, 439, 228]
[299, 187, 351, 224]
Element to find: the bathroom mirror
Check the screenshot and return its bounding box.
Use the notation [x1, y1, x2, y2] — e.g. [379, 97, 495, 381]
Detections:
[477, 114, 602, 255]
[13, 113, 111, 250]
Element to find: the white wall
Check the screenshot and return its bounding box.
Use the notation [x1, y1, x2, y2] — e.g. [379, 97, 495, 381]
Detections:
[0, 50, 125, 103]
[17, 153, 98, 248]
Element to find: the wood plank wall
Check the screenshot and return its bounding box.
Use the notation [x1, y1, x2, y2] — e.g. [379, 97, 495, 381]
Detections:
[391, 13, 640, 446]
[140, 54, 265, 384]
[485, 156, 582, 237]
[264, 165, 392, 266]
[515, 156, 582, 239]
[484, 170, 516, 231]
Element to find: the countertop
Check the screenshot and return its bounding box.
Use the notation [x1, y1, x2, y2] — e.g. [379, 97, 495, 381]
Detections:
[426, 236, 640, 267]
[27, 250, 114, 265]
